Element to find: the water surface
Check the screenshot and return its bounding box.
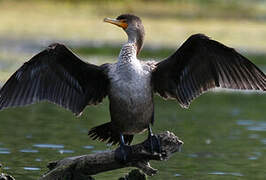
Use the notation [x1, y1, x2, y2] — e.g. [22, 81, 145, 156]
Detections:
[0, 48, 266, 180]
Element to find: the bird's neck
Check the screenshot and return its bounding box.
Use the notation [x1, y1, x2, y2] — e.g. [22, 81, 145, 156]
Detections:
[128, 34, 143, 56]
[118, 33, 144, 64]
[118, 42, 138, 64]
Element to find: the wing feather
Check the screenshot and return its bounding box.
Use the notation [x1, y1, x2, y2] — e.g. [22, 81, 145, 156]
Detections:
[152, 34, 266, 108]
[0, 43, 109, 115]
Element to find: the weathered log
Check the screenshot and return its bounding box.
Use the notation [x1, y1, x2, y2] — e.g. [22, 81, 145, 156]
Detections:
[39, 131, 183, 180]
[118, 169, 146, 180]
[0, 174, 15, 180]
[0, 164, 15, 180]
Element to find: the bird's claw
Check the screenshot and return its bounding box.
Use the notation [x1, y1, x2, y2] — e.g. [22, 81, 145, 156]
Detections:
[115, 144, 132, 163]
[148, 134, 161, 154]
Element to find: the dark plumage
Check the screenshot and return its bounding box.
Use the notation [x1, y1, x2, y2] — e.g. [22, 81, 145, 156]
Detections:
[0, 44, 109, 115]
[0, 14, 265, 148]
[152, 34, 266, 108]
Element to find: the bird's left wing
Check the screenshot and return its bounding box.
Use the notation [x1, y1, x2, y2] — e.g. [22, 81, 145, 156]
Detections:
[0, 43, 109, 115]
[152, 34, 266, 108]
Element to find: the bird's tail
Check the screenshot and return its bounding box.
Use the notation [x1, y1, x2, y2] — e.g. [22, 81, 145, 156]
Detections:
[88, 122, 133, 145]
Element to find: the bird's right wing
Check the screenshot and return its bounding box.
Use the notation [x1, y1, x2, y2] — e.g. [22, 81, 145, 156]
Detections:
[0, 43, 109, 115]
[152, 34, 266, 108]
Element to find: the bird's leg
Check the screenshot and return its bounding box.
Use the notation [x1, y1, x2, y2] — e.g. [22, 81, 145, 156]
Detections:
[114, 133, 132, 163]
[147, 124, 161, 154]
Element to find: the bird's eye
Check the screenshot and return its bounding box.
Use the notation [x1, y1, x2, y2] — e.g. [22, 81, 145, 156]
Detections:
[121, 19, 127, 23]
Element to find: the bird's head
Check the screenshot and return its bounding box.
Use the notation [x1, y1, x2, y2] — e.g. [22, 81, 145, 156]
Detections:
[104, 14, 145, 55]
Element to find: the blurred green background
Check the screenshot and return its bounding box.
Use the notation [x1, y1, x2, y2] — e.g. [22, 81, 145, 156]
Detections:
[0, 0, 266, 179]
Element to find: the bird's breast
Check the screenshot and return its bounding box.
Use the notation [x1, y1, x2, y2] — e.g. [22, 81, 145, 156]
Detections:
[109, 62, 151, 101]
[107, 62, 154, 134]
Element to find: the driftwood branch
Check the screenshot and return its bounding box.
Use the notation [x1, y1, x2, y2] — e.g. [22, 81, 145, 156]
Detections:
[0, 163, 15, 180]
[0, 173, 15, 180]
[39, 131, 183, 180]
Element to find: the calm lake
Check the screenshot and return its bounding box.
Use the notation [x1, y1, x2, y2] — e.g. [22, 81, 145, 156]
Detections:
[0, 47, 266, 180]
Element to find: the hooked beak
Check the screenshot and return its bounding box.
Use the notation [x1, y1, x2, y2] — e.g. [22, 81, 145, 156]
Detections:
[103, 18, 128, 29]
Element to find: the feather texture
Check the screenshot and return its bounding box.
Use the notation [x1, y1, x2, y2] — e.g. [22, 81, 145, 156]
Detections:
[0, 43, 109, 115]
[152, 34, 266, 108]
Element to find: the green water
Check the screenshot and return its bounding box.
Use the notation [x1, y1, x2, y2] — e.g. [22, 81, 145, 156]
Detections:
[0, 47, 266, 180]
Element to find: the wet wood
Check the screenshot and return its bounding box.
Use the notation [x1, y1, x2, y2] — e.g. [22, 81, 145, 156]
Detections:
[39, 131, 183, 180]
[0, 163, 15, 180]
[0, 173, 15, 180]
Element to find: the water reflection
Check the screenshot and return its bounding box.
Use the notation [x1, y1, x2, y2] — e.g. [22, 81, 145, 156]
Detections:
[231, 108, 240, 116]
[58, 150, 74, 154]
[237, 120, 266, 131]
[208, 171, 243, 176]
[260, 139, 266, 145]
[236, 120, 254, 126]
[248, 152, 261, 160]
[248, 156, 258, 160]
[0, 64, 265, 179]
[0, 148, 10, 154]
[188, 153, 198, 158]
[35, 158, 42, 162]
[247, 124, 266, 131]
[33, 144, 64, 149]
[23, 167, 40, 171]
[248, 134, 260, 139]
[83, 145, 94, 150]
[92, 150, 111, 153]
[25, 134, 32, 139]
[19, 149, 38, 153]
[188, 152, 213, 158]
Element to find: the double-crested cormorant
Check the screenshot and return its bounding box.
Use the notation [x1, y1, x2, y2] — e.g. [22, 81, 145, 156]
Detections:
[0, 14, 266, 161]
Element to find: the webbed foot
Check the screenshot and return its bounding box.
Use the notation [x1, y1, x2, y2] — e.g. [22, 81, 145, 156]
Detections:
[148, 125, 161, 154]
[115, 134, 132, 163]
[115, 144, 132, 163]
[148, 134, 161, 154]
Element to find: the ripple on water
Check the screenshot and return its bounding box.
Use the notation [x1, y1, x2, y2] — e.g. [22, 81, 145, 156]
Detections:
[248, 134, 260, 139]
[187, 152, 212, 158]
[92, 150, 111, 153]
[58, 150, 75, 154]
[208, 171, 243, 177]
[23, 167, 40, 171]
[188, 153, 198, 158]
[236, 120, 254, 126]
[0, 148, 10, 154]
[83, 145, 94, 150]
[247, 125, 266, 131]
[26, 134, 32, 139]
[248, 152, 261, 160]
[35, 158, 42, 162]
[20, 149, 39, 153]
[237, 120, 266, 132]
[33, 144, 64, 149]
[248, 156, 258, 160]
[231, 108, 240, 116]
[261, 139, 266, 145]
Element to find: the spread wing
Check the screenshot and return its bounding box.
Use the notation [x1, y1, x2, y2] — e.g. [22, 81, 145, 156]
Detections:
[0, 43, 109, 115]
[152, 34, 266, 108]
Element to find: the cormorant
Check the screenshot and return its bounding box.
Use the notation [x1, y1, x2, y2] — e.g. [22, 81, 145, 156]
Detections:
[0, 14, 266, 161]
